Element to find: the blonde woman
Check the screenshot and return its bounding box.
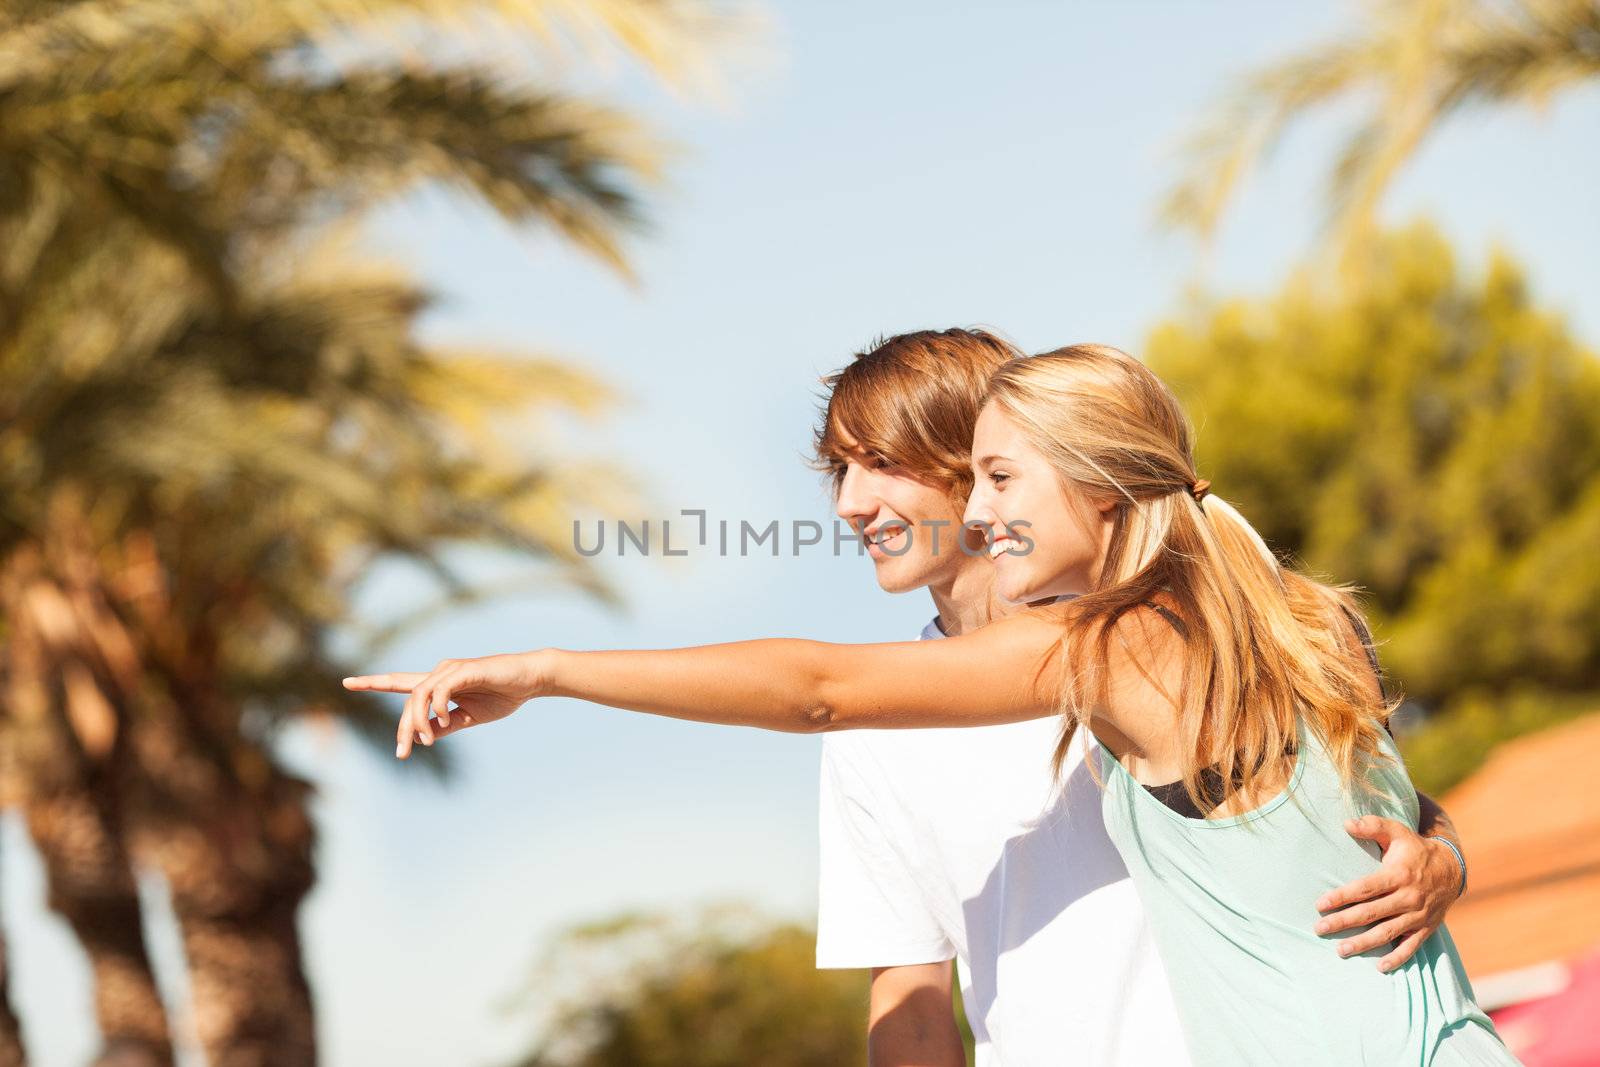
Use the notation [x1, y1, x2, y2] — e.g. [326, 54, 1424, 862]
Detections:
[348, 345, 1515, 1064]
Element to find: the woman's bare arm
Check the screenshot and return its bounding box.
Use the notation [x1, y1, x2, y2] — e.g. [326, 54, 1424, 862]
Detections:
[345, 607, 1068, 758]
[544, 621, 1059, 731]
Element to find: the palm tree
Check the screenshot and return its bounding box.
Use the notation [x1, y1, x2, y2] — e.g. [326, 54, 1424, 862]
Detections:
[1161, 0, 1600, 265]
[0, 0, 729, 1060]
[1, 245, 619, 1061]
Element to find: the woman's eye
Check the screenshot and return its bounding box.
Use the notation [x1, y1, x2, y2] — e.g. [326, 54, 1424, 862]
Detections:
[869, 454, 892, 470]
[990, 471, 1010, 486]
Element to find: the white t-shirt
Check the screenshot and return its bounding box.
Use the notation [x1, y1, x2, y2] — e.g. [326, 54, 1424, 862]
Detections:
[815, 615, 1190, 1066]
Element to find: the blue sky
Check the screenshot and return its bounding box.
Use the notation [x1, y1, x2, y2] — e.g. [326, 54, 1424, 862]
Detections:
[5, 2, 1597, 1064]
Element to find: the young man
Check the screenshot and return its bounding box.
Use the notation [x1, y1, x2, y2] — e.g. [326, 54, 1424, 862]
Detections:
[810, 328, 1469, 1066]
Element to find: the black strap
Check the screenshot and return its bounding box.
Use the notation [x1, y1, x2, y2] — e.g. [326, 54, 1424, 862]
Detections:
[1141, 599, 1188, 639]
[1337, 601, 1393, 738]
[1337, 602, 1383, 684]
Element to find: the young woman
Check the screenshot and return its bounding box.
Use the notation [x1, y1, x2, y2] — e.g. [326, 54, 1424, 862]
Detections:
[347, 345, 1514, 1064]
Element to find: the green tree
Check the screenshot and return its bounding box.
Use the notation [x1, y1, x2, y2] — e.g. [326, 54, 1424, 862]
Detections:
[0, 1, 729, 1062]
[1162, 0, 1600, 264]
[1146, 223, 1600, 791]
[504, 909, 872, 1067]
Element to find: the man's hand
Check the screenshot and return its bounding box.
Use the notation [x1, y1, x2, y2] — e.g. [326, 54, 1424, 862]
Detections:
[1313, 814, 1464, 972]
[342, 651, 548, 758]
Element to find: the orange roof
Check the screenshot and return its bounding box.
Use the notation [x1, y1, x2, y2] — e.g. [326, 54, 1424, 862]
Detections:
[1432, 712, 1600, 979]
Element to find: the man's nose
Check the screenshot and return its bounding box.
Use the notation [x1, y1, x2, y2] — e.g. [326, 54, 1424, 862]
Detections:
[835, 465, 873, 527]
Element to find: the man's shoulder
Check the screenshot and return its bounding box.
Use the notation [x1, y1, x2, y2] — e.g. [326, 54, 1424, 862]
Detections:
[820, 613, 1068, 772]
[822, 715, 1069, 785]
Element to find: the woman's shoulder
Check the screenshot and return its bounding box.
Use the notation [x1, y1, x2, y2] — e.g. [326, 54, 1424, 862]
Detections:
[981, 598, 1078, 641]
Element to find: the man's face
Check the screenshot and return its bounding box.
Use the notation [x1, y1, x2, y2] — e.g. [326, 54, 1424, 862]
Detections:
[832, 434, 976, 594]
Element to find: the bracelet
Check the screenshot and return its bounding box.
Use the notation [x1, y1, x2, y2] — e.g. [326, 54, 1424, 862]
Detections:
[1427, 836, 1468, 898]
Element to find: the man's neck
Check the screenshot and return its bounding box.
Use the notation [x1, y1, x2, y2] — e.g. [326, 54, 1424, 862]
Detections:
[925, 559, 1011, 638]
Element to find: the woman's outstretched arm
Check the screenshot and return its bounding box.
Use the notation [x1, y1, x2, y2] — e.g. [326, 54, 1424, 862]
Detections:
[344, 608, 1066, 759]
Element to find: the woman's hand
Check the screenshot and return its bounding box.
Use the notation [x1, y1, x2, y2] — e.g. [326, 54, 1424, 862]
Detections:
[1312, 815, 1464, 972]
[342, 651, 549, 759]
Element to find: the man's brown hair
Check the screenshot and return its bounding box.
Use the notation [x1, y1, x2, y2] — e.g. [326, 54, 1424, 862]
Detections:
[812, 327, 1024, 503]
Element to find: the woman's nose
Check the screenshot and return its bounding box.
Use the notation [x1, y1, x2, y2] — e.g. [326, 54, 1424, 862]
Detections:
[962, 489, 997, 533]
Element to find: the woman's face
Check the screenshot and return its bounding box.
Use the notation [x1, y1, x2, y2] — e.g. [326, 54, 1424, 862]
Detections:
[964, 402, 1116, 602]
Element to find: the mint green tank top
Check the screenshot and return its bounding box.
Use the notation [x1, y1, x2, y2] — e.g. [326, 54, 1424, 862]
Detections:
[1098, 723, 1517, 1065]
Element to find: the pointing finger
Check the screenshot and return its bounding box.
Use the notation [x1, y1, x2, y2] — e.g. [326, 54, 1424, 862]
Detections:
[344, 672, 426, 693]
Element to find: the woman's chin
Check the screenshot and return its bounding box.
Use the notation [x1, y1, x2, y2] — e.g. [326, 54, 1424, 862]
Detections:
[996, 562, 1078, 605]
[994, 569, 1039, 604]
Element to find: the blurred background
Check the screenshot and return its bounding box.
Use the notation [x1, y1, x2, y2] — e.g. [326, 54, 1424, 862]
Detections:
[2, 1, 1597, 1065]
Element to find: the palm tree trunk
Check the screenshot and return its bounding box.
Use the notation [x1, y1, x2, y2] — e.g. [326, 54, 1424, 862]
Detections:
[0, 639, 29, 1067]
[166, 891, 317, 1067]
[23, 782, 173, 1067]
[2, 544, 174, 1067]
[0, 859, 29, 1067]
[96, 524, 321, 1067]
[132, 756, 318, 1067]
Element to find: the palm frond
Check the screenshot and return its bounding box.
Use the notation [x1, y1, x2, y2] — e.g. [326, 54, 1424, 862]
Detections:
[0, 0, 736, 88]
[209, 70, 658, 273]
[1162, 0, 1600, 261]
[1158, 39, 1374, 243]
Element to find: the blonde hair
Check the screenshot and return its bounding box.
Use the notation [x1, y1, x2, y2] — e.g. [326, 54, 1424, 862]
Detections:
[813, 328, 1024, 505]
[984, 344, 1399, 810]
